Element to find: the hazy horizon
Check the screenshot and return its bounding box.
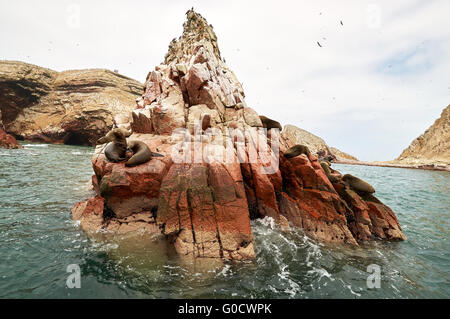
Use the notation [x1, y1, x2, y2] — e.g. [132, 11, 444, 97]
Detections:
[1, 0, 449, 161]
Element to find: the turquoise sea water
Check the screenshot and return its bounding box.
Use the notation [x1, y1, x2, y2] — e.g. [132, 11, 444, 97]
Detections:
[0, 142, 448, 298]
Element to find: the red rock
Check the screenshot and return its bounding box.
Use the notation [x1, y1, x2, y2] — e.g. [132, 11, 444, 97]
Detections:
[278, 192, 357, 244]
[239, 129, 281, 220]
[275, 152, 359, 244]
[0, 127, 22, 149]
[86, 135, 257, 260]
[71, 195, 160, 235]
[333, 181, 406, 241]
[91, 174, 100, 194]
[131, 109, 153, 133]
[0, 109, 22, 149]
[185, 63, 211, 101]
[143, 71, 162, 106]
[92, 139, 172, 218]
[157, 156, 255, 260]
[366, 200, 406, 240]
[70, 196, 105, 233]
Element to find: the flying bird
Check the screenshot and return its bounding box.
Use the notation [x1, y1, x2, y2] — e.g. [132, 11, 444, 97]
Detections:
[340, 20, 343, 26]
[317, 42, 322, 47]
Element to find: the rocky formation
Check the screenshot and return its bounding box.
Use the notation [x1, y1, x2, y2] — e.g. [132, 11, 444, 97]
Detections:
[0, 109, 22, 149]
[71, 9, 405, 261]
[396, 105, 450, 167]
[0, 126, 22, 149]
[0, 61, 142, 145]
[282, 124, 358, 162]
[329, 147, 358, 161]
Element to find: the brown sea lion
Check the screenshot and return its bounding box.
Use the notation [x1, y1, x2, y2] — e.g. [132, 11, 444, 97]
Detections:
[284, 144, 311, 158]
[125, 140, 163, 167]
[358, 192, 382, 204]
[318, 154, 336, 163]
[321, 161, 341, 175]
[342, 174, 375, 194]
[96, 128, 163, 166]
[320, 161, 340, 183]
[320, 159, 331, 166]
[320, 161, 332, 174]
[259, 115, 282, 131]
[96, 128, 132, 162]
[201, 114, 211, 131]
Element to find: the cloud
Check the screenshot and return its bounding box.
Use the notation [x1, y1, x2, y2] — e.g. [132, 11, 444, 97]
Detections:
[0, 0, 449, 161]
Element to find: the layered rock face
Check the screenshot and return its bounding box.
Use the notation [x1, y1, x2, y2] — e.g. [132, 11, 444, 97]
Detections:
[396, 105, 450, 167]
[72, 9, 405, 261]
[0, 110, 22, 149]
[0, 61, 142, 145]
[329, 147, 358, 161]
[282, 124, 358, 162]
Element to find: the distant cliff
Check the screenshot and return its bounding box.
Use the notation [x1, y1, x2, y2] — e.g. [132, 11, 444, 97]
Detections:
[396, 105, 450, 166]
[329, 147, 358, 161]
[0, 109, 22, 149]
[0, 61, 142, 145]
[281, 124, 358, 161]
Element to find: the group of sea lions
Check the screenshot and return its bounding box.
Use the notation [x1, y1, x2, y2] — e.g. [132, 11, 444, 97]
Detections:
[96, 128, 163, 167]
[317, 157, 375, 195]
[259, 113, 377, 196]
[283, 143, 376, 195]
[96, 114, 375, 196]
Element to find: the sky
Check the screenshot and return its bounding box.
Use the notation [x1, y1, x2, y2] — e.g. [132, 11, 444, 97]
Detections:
[0, 0, 449, 161]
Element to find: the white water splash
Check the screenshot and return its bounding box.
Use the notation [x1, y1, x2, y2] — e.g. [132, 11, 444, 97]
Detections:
[22, 144, 48, 147]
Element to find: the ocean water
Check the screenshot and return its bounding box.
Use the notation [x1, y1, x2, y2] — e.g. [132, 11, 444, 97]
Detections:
[0, 143, 448, 299]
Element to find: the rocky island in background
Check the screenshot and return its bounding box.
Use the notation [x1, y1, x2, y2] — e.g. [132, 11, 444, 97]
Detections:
[0, 60, 142, 146]
[395, 104, 449, 169]
[335, 104, 450, 172]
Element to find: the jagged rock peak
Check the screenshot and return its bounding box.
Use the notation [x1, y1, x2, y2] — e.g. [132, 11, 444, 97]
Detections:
[164, 8, 221, 64]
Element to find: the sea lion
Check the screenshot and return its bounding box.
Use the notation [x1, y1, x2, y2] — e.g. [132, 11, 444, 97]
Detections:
[259, 115, 282, 131]
[201, 114, 211, 131]
[342, 174, 375, 194]
[318, 154, 336, 163]
[96, 128, 132, 162]
[358, 192, 382, 204]
[320, 161, 332, 174]
[125, 140, 163, 167]
[284, 144, 311, 158]
[320, 160, 341, 175]
[320, 161, 340, 183]
[96, 128, 163, 166]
